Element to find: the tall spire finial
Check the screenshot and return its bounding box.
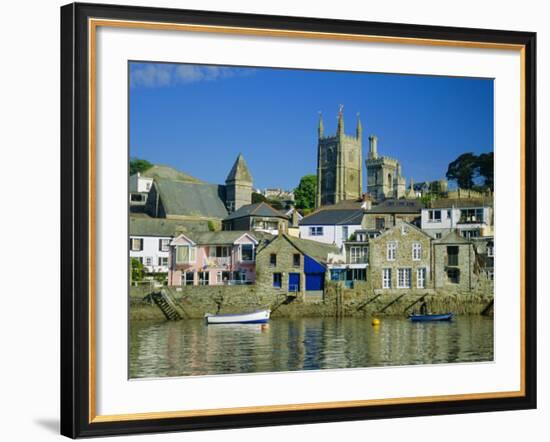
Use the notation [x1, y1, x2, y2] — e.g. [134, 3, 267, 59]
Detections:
[318, 111, 324, 138]
[337, 104, 344, 135]
[356, 112, 362, 139]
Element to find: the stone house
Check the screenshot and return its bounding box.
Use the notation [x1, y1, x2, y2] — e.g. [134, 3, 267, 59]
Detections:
[222, 202, 289, 235]
[255, 234, 339, 298]
[432, 230, 478, 290]
[167, 231, 260, 286]
[368, 221, 433, 294]
[362, 199, 425, 231]
[327, 229, 370, 287]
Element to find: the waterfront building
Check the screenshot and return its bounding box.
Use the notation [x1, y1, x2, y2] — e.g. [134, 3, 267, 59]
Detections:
[420, 198, 494, 239]
[222, 202, 289, 235]
[299, 201, 364, 248]
[432, 230, 478, 290]
[368, 221, 433, 293]
[315, 107, 363, 207]
[129, 216, 208, 273]
[327, 229, 370, 287]
[255, 234, 339, 297]
[362, 199, 425, 231]
[168, 231, 260, 286]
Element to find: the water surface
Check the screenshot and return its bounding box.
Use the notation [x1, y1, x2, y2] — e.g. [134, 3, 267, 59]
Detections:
[129, 316, 493, 378]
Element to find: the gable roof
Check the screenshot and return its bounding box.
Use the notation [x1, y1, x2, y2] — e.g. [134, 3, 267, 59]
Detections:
[154, 178, 228, 219]
[258, 234, 339, 265]
[366, 199, 425, 214]
[172, 230, 263, 246]
[433, 229, 472, 245]
[141, 165, 204, 184]
[300, 209, 363, 226]
[129, 216, 209, 237]
[224, 202, 289, 221]
[370, 220, 431, 243]
[226, 154, 253, 183]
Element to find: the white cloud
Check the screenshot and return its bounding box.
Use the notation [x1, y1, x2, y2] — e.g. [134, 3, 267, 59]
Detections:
[130, 63, 255, 88]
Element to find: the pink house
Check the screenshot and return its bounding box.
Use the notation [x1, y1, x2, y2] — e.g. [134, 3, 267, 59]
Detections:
[168, 231, 259, 286]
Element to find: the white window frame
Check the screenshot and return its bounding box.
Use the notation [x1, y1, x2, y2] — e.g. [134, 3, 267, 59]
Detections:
[130, 237, 142, 251]
[412, 242, 422, 261]
[159, 238, 170, 252]
[144, 256, 153, 267]
[387, 241, 397, 261]
[428, 209, 442, 223]
[397, 268, 412, 289]
[417, 268, 426, 288]
[342, 226, 349, 241]
[176, 245, 197, 264]
[309, 226, 323, 236]
[382, 268, 392, 289]
[158, 256, 169, 267]
[240, 244, 255, 262]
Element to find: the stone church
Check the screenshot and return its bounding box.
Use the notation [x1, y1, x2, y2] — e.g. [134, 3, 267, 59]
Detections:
[315, 107, 412, 206]
[315, 107, 363, 207]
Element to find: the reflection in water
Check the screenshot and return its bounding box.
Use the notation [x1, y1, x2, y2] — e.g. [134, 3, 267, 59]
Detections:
[129, 316, 494, 379]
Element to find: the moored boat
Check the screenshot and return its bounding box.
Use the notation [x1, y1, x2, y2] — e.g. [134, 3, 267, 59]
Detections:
[408, 313, 453, 322]
[204, 309, 270, 325]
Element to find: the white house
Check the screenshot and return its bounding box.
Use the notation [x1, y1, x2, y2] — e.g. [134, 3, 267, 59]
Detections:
[421, 199, 493, 239]
[129, 172, 154, 206]
[129, 216, 198, 273]
[299, 208, 363, 248]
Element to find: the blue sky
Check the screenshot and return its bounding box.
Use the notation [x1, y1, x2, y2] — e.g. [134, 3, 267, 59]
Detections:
[129, 62, 493, 191]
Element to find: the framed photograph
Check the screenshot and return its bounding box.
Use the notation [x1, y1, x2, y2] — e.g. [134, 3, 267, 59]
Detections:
[60, 2, 536, 438]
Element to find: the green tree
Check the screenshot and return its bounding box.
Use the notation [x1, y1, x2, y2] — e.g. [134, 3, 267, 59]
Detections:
[294, 175, 317, 210]
[477, 152, 494, 191]
[251, 192, 267, 204]
[446, 153, 478, 189]
[129, 158, 153, 176]
[131, 258, 145, 283]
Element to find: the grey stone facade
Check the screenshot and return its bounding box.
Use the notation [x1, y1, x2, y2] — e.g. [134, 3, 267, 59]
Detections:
[366, 136, 407, 201]
[225, 154, 253, 212]
[315, 108, 363, 207]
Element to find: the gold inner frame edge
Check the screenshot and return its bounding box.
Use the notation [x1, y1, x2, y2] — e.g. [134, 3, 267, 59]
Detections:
[87, 18, 527, 424]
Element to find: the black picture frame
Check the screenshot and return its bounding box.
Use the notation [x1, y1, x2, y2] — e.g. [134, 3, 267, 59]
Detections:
[60, 2, 537, 438]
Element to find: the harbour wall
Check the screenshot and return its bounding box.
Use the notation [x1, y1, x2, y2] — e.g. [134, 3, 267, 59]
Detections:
[130, 279, 494, 321]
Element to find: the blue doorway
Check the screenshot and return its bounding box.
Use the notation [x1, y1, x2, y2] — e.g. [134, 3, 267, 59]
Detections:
[288, 273, 300, 292]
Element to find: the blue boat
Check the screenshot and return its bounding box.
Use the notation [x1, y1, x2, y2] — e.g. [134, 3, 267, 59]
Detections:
[408, 313, 454, 322]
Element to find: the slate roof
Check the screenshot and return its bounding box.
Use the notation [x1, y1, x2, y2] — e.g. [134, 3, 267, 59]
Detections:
[224, 202, 289, 221]
[366, 199, 425, 214]
[183, 231, 261, 245]
[154, 178, 228, 219]
[226, 154, 253, 183]
[429, 198, 493, 209]
[129, 216, 210, 237]
[141, 165, 204, 183]
[256, 234, 339, 265]
[300, 209, 363, 226]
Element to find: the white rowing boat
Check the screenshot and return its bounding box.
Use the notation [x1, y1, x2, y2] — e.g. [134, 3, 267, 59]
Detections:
[204, 309, 270, 325]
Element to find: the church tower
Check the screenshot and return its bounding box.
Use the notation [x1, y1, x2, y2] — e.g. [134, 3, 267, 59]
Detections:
[225, 153, 253, 213]
[366, 136, 407, 201]
[315, 106, 363, 207]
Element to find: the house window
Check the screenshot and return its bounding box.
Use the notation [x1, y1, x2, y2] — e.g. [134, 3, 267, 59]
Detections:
[375, 217, 386, 230]
[269, 253, 277, 267]
[461, 229, 480, 239]
[382, 269, 392, 289]
[417, 268, 426, 288]
[210, 246, 231, 257]
[487, 242, 494, 257]
[158, 257, 168, 267]
[397, 268, 412, 288]
[309, 226, 323, 236]
[241, 244, 255, 262]
[387, 241, 397, 261]
[428, 210, 442, 222]
[176, 246, 196, 264]
[198, 271, 209, 285]
[412, 243, 422, 261]
[435, 233, 442, 239]
[342, 226, 349, 241]
[216, 271, 223, 284]
[130, 238, 143, 251]
[447, 246, 459, 266]
[159, 238, 170, 252]
[145, 182, 151, 191]
[350, 246, 368, 264]
[293, 254, 301, 267]
[447, 268, 460, 284]
[273, 273, 282, 288]
[184, 271, 194, 286]
[459, 208, 484, 224]
[130, 193, 144, 202]
[144, 256, 153, 267]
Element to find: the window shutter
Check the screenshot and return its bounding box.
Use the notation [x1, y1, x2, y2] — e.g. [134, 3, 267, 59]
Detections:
[139, 238, 143, 251]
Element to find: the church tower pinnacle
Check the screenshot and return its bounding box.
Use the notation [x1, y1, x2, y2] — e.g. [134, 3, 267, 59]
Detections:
[225, 153, 253, 213]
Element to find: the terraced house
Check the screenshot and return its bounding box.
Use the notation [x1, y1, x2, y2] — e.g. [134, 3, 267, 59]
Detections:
[167, 231, 261, 286]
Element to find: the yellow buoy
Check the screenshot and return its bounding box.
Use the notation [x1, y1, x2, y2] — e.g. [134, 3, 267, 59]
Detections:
[372, 318, 380, 326]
